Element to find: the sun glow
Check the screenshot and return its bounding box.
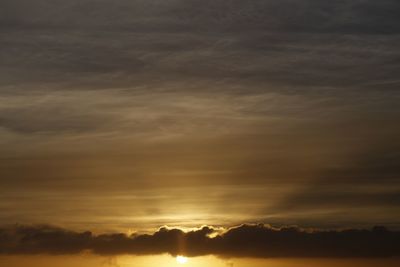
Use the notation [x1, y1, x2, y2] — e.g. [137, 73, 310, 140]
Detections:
[176, 256, 188, 264]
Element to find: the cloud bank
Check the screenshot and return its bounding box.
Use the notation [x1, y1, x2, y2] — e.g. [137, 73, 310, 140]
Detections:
[1, 224, 399, 258]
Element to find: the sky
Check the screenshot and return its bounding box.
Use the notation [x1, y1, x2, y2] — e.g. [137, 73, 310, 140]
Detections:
[0, 0, 400, 265]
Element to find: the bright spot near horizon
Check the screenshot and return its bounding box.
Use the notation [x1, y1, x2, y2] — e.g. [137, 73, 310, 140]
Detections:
[176, 256, 188, 264]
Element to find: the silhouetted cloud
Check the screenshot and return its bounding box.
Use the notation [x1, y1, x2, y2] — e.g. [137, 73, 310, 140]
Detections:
[1, 224, 399, 258]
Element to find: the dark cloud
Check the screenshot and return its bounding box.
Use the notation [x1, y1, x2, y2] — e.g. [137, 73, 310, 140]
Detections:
[274, 144, 400, 212]
[1, 0, 399, 89]
[0, 224, 399, 258]
[0, 106, 111, 134]
[1, 1, 400, 34]
[323, 146, 400, 183]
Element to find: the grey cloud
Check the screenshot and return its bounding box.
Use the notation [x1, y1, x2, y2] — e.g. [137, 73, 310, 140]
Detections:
[2, 1, 400, 34]
[0, 107, 110, 134]
[1, 1, 399, 90]
[0, 0, 400, 230]
[324, 147, 400, 183]
[273, 144, 400, 218]
[277, 190, 400, 211]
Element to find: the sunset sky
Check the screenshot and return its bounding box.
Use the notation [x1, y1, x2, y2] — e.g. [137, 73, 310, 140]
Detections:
[0, 0, 400, 266]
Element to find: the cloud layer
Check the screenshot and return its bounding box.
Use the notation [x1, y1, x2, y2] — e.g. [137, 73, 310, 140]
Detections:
[1, 224, 399, 258]
[0, 0, 399, 230]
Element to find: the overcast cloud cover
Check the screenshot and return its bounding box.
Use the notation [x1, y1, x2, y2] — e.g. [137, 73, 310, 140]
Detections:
[0, 0, 399, 231]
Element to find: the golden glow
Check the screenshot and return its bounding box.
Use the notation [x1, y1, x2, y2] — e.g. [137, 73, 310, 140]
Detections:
[1, 255, 400, 267]
[176, 256, 188, 264]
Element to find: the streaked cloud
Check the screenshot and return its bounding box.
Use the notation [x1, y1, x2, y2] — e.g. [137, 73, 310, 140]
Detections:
[0, 0, 399, 230]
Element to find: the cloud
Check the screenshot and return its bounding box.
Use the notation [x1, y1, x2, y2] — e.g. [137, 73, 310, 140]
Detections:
[0, 224, 399, 258]
[274, 143, 400, 212]
[0, 0, 399, 230]
[1, 0, 399, 90]
[1, 1, 400, 34]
